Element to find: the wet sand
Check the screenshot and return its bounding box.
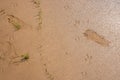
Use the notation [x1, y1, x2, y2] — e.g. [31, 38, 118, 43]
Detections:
[0, 0, 120, 80]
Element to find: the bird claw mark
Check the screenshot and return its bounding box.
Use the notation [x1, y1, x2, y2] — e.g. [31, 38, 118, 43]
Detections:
[84, 29, 110, 47]
[43, 63, 55, 80]
[45, 68, 55, 80]
[64, 5, 70, 10]
[31, 0, 42, 30]
[81, 71, 87, 76]
[31, 0, 41, 8]
[74, 20, 80, 27]
[80, 71, 88, 80]
[84, 54, 92, 64]
[75, 36, 80, 41]
[0, 9, 6, 16]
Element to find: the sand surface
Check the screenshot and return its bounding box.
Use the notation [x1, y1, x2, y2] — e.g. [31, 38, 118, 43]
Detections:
[0, 0, 120, 80]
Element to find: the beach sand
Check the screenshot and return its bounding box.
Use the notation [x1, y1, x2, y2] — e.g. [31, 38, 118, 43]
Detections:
[0, 0, 120, 80]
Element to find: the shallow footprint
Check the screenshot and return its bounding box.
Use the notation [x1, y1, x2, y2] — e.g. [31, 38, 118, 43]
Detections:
[84, 29, 110, 47]
[7, 15, 32, 31]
